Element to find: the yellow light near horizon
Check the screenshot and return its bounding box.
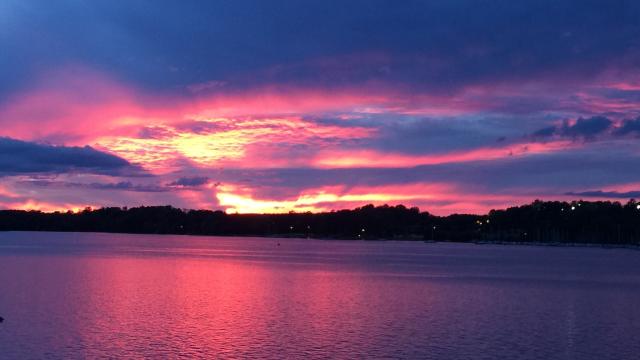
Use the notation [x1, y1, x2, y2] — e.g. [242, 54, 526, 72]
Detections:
[173, 130, 248, 163]
[215, 186, 437, 214]
[96, 116, 376, 173]
[217, 192, 324, 214]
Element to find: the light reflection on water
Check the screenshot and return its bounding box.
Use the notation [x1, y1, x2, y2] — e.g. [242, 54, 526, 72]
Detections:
[0, 232, 639, 359]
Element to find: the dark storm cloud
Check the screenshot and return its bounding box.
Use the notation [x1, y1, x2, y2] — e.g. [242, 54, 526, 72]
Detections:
[23, 176, 213, 193]
[531, 114, 640, 140]
[2, 0, 640, 97]
[23, 180, 167, 192]
[562, 116, 613, 138]
[167, 176, 210, 187]
[531, 116, 614, 139]
[0, 137, 141, 176]
[565, 190, 640, 198]
[532, 126, 557, 138]
[614, 117, 640, 136]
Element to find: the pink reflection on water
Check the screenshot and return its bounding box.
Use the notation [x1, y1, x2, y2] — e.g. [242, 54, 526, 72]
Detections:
[74, 257, 386, 357]
[1, 234, 639, 358]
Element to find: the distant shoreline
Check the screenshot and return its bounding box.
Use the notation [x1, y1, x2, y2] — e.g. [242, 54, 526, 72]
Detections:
[2, 201, 640, 246]
[2, 230, 639, 251]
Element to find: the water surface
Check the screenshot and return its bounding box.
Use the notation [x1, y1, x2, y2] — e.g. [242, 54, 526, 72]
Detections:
[0, 232, 639, 359]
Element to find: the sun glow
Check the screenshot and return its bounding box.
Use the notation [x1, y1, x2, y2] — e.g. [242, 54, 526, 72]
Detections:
[216, 184, 446, 214]
[98, 117, 375, 172]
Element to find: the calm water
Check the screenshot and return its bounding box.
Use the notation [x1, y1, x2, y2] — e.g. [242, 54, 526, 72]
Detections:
[0, 232, 639, 359]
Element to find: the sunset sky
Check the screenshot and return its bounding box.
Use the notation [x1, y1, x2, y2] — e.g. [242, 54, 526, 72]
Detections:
[1, 1, 640, 214]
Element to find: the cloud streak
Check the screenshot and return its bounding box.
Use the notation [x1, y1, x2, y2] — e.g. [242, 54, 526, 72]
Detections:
[565, 190, 640, 199]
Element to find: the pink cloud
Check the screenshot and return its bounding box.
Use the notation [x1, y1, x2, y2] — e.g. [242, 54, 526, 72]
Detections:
[2, 65, 640, 214]
[0, 67, 184, 144]
[0, 65, 501, 149]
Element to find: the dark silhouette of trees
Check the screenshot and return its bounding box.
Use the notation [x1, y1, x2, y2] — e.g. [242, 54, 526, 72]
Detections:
[0, 200, 639, 244]
[482, 199, 640, 244]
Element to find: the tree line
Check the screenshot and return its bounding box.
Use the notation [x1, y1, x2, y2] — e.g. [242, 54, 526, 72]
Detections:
[0, 200, 639, 244]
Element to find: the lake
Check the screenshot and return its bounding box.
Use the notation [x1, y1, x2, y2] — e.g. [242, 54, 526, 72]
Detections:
[0, 232, 639, 359]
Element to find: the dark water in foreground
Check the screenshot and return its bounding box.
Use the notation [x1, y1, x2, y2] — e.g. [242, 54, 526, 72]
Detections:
[0, 232, 639, 359]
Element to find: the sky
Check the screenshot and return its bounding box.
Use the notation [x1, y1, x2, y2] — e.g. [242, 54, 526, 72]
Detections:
[1, 0, 640, 214]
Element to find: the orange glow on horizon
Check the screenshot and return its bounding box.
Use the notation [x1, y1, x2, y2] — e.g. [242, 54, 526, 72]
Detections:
[212, 183, 533, 215]
[1, 200, 90, 213]
[216, 183, 449, 214]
